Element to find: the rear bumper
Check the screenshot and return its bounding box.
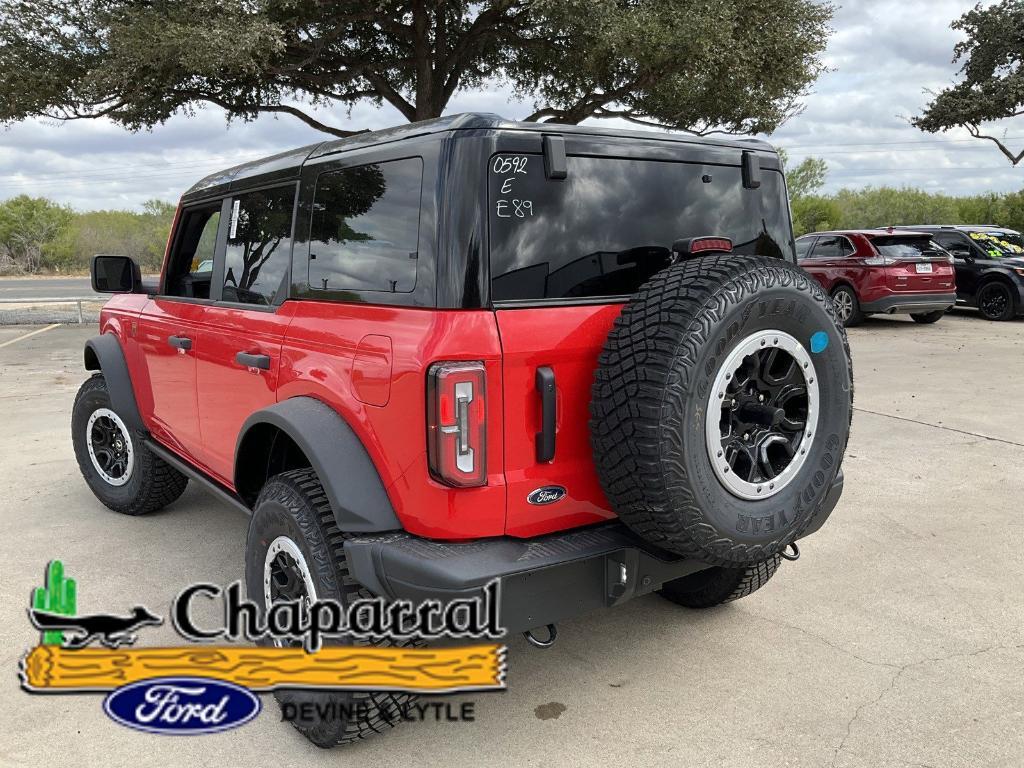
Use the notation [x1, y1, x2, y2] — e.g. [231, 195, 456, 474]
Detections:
[861, 291, 956, 315]
[345, 471, 844, 635]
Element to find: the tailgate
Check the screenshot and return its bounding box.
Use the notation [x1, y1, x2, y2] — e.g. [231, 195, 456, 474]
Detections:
[872, 234, 955, 292]
[495, 305, 621, 537]
[884, 256, 954, 293]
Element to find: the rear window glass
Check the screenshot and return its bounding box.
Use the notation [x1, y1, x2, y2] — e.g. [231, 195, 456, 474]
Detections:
[488, 154, 794, 302]
[871, 236, 937, 259]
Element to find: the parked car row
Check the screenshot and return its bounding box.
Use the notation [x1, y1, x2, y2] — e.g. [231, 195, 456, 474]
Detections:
[797, 225, 1024, 326]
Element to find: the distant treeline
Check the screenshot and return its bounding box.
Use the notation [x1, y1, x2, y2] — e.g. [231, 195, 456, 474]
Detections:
[0, 195, 174, 274]
[791, 187, 1024, 237]
[4, 184, 1024, 275]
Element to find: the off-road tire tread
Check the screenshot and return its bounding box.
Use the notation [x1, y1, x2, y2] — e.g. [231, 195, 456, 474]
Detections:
[72, 374, 187, 515]
[255, 468, 415, 748]
[659, 556, 781, 608]
[590, 255, 852, 566]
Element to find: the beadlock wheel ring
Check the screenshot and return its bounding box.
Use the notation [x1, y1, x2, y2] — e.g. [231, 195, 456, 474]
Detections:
[705, 330, 819, 500]
[86, 407, 134, 487]
[263, 536, 317, 647]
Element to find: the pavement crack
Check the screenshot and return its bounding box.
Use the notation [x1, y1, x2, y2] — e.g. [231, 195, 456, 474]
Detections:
[828, 644, 1023, 767]
[852, 407, 1024, 448]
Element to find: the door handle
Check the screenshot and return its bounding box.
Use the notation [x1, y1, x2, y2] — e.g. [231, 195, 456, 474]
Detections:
[535, 366, 556, 462]
[167, 335, 192, 351]
[236, 351, 271, 370]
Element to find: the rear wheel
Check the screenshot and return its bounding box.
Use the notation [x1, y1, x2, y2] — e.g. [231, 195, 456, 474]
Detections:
[977, 282, 1015, 321]
[831, 285, 863, 327]
[71, 374, 187, 515]
[910, 310, 945, 324]
[245, 468, 413, 748]
[659, 556, 781, 608]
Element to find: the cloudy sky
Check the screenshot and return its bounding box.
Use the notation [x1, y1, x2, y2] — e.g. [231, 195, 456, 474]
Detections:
[0, 0, 1019, 211]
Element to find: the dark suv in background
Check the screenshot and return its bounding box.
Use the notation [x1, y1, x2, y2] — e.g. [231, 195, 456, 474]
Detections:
[892, 225, 1024, 321]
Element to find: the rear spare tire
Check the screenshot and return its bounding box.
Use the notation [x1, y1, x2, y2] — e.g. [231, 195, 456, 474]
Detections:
[591, 255, 852, 566]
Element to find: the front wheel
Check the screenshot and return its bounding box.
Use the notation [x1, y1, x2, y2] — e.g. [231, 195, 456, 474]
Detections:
[910, 310, 945, 324]
[659, 556, 781, 608]
[71, 374, 187, 515]
[977, 282, 1016, 321]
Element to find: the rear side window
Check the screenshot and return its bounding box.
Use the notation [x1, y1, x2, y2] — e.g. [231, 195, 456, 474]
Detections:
[488, 154, 794, 302]
[795, 237, 815, 258]
[810, 236, 854, 259]
[222, 186, 295, 306]
[308, 158, 423, 293]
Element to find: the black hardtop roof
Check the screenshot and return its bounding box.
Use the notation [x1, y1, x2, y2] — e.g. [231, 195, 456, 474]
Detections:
[182, 112, 776, 201]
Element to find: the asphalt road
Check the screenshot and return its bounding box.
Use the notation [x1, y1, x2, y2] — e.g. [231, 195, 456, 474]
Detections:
[0, 276, 95, 299]
[0, 313, 1022, 768]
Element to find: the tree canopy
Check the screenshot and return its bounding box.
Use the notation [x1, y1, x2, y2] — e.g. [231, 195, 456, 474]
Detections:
[0, 0, 833, 137]
[913, 1, 1024, 165]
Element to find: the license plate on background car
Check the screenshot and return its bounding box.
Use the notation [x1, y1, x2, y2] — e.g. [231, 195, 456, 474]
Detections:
[915, 263, 933, 273]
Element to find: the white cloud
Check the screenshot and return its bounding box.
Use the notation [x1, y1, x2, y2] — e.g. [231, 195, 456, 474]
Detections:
[0, 1, 1021, 209]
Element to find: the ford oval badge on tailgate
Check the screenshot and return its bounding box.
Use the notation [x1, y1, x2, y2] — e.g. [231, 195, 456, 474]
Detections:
[103, 676, 261, 735]
[527, 486, 566, 505]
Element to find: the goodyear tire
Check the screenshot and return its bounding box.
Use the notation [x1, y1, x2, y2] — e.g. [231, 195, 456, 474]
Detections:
[591, 255, 853, 566]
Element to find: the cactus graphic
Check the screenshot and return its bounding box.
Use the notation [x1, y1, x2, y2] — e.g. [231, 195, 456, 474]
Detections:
[32, 561, 76, 645]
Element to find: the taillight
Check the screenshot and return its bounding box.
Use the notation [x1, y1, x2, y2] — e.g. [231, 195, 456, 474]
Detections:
[863, 256, 896, 266]
[427, 362, 487, 487]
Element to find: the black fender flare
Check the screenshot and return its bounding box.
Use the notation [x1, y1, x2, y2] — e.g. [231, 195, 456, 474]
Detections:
[83, 334, 144, 432]
[236, 397, 401, 533]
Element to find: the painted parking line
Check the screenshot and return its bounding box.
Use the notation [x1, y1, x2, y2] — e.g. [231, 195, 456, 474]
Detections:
[0, 323, 62, 349]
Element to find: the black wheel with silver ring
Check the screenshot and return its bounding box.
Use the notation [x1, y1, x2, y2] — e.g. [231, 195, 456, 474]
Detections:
[86, 407, 135, 486]
[706, 330, 818, 500]
[71, 374, 187, 515]
[592, 254, 853, 565]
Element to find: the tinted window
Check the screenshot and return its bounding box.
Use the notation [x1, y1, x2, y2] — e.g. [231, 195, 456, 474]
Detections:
[932, 232, 971, 253]
[165, 204, 221, 300]
[308, 158, 423, 293]
[967, 230, 1024, 258]
[222, 186, 295, 306]
[488, 154, 794, 302]
[811, 236, 852, 259]
[871, 236, 937, 259]
[796, 237, 815, 258]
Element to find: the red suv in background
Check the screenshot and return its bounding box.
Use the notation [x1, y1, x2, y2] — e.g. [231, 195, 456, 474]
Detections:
[797, 230, 956, 326]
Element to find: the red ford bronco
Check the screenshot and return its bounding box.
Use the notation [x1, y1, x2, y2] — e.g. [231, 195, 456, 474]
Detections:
[75, 113, 852, 746]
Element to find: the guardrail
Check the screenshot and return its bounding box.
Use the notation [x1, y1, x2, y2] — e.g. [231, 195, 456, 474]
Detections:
[0, 296, 100, 324]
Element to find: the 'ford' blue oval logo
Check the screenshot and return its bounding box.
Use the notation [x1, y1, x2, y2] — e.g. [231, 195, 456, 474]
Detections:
[103, 676, 260, 735]
[527, 486, 567, 505]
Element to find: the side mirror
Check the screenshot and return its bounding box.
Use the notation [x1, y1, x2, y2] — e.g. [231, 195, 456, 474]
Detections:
[91, 254, 141, 293]
[949, 248, 973, 262]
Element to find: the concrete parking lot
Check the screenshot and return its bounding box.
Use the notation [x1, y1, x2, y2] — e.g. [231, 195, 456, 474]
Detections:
[0, 312, 1022, 768]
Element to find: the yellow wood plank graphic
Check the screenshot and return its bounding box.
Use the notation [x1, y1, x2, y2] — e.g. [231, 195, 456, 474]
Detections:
[21, 644, 506, 693]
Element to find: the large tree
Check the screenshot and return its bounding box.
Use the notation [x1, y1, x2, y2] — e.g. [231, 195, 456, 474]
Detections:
[0, 0, 832, 138]
[913, 1, 1024, 165]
